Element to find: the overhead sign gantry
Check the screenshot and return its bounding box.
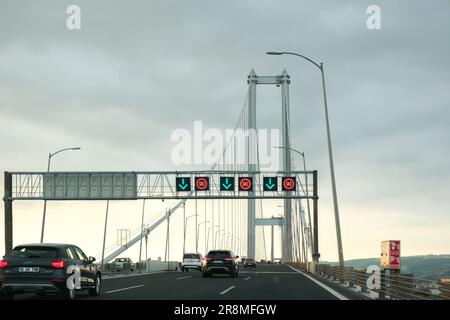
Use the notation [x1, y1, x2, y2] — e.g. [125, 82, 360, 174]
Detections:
[3, 170, 319, 259]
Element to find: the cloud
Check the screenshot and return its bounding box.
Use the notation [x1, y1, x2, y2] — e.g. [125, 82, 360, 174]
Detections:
[0, 0, 449, 261]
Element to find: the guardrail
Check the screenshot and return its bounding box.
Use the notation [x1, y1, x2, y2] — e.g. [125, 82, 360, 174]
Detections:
[101, 261, 179, 275]
[314, 264, 450, 300]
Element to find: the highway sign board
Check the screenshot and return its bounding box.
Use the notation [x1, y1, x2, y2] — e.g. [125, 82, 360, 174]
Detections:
[263, 177, 278, 191]
[176, 177, 191, 192]
[195, 177, 209, 191]
[43, 172, 137, 200]
[238, 177, 253, 191]
[220, 177, 234, 191]
[380, 240, 401, 270]
[281, 177, 296, 191]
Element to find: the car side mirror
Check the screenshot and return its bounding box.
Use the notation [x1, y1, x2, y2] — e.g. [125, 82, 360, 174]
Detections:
[89, 256, 96, 263]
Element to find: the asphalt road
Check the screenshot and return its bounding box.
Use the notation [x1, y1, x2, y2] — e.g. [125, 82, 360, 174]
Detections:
[14, 264, 351, 300]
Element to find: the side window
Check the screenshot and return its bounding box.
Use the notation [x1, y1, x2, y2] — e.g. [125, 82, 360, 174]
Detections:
[74, 247, 88, 261]
[66, 248, 75, 259]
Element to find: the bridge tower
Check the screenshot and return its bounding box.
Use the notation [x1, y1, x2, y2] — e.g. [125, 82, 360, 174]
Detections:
[246, 69, 293, 262]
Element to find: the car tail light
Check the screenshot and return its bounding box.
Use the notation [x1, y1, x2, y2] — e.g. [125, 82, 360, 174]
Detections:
[51, 260, 64, 269]
[225, 258, 234, 262]
[0, 260, 7, 268]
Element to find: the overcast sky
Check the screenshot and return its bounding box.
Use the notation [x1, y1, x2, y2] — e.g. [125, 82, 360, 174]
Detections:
[1, 0, 449, 262]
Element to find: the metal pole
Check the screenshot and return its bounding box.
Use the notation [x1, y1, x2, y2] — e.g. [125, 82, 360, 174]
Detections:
[300, 153, 314, 255]
[40, 147, 81, 243]
[280, 69, 293, 262]
[204, 200, 207, 253]
[320, 63, 344, 266]
[4, 172, 13, 256]
[183, 203, 186, 254]
[312, 171, 320, 263]
[145, 235, 148, 261]
[139, 199, 146, 262]
[101, 200, 110, 267]
[165, 210, 170, 261]
[40, 153, 51, 243]
[247, 69, 257, 259]
[195, 199, 198, 252]
[271, 222, 274, 262]
[266, 52, 344, 266]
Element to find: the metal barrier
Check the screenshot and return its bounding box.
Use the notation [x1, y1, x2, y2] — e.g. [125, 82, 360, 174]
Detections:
[315, 264, 450, 300]
[101, 261, 179, 275]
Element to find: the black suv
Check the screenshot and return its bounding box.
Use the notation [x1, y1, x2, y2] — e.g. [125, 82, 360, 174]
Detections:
[0, 243, 102, 300]
[203, 250, 239, 278]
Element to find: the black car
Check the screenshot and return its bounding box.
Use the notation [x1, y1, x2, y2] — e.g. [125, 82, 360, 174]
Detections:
[0, 243, 102, 300]
[203, 250, 239, 278]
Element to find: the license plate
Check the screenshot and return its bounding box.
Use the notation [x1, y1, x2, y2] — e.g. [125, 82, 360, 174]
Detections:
[213, 260, 223, 264]
[18, 267, 40, 273]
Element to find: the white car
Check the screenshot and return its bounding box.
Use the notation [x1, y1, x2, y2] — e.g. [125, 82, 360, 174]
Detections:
[181, 253, 203, 272]
[113, 257, 136, 272]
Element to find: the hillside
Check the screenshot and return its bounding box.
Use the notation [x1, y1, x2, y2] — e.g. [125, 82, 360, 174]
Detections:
[322, 254, 450, 280]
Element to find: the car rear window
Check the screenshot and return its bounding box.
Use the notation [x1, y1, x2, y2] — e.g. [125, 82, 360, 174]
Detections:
[10, 246, 59, 259]
[183, 254, 200, 259]
[207, 251, 232, 259]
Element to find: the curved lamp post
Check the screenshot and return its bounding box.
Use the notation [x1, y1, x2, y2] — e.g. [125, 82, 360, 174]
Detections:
[267, 51, 344, 266]
[40, 147, 81, 243]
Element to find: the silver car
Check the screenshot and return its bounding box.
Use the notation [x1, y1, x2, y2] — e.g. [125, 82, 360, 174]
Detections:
[113, 257, 135, 272]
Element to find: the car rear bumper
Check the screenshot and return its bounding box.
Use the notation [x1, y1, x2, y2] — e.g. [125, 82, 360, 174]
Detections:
[204, 266, 236, 274]
[181, 264, 202, 269]
[1, 281, 66, 293]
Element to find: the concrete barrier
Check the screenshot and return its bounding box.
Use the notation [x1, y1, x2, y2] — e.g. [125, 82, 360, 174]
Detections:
[141, 261, 179, 273]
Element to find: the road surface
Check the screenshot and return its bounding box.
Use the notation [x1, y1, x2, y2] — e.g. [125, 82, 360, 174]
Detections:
[15, 264, 353, 300]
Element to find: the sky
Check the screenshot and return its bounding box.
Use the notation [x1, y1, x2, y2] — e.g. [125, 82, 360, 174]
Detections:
[0, 0, 449, 263]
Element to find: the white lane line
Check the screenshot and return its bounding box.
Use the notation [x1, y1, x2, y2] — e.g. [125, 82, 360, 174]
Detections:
[177, 276, 193, 280]
[106, 284, 145, 294]
[287, 265, 349, 300]
[219, 286, 236, 295]
[103, 271, 169, 280]
[244, 276, 251, 281]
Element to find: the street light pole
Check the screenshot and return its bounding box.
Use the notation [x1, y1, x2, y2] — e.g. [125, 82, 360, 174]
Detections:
[274, 146, 314, 257]
[40, 147, 81, 243]
[267, 51, 344, 266]
[197, 220, 210, 253]
[183, 214, 197, 254]
[215, 229, 225, 249]
[206, 225, 219, 252]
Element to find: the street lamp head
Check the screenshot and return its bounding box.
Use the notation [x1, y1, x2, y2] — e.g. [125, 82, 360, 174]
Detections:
[72, 147, 81, 150]
[266, 51, 283, 55]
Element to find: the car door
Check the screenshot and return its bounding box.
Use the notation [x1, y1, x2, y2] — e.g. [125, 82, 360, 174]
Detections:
[73, 247, 94, 288]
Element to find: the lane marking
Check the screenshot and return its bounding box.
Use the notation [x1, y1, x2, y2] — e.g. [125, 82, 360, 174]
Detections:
[177, 276, 193, 280]
[244, 276, 251, 281]
[219, 286, 236, 295]
[103, 271, 169, 280]
[287, 265, 349, 300]
[106, 284, 145, 294]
